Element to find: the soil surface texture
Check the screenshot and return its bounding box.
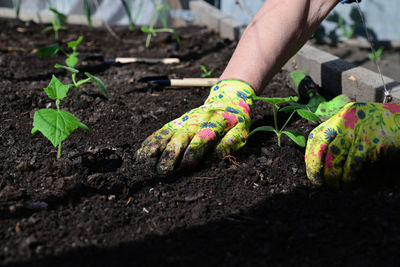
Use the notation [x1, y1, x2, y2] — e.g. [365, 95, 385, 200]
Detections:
[1, 18, 400, 267]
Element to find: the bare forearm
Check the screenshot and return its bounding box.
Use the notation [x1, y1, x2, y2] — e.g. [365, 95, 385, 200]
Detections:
[220, 0, 340, 94]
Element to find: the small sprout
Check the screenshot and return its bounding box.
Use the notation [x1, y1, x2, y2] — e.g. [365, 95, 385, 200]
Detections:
[338, 15, 354, 40]
[65, 35, 83, 67]
[32, 75, 89, 158]
[249, 96, 308, 147]
[83, 0, 92, 29]
[200, 65, 213, 78]
[141, 3, 180, 48]
[368, 46, 384, 63]
[13, 0, 22, 18]
[37, 36, 83, 68]
[42, 8, 68, 40]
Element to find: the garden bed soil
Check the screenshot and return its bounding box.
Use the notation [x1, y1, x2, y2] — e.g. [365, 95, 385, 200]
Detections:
[1, 18, 400, 266]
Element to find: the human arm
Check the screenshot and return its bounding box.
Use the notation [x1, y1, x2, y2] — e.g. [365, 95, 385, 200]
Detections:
[220, 0, 341, 93]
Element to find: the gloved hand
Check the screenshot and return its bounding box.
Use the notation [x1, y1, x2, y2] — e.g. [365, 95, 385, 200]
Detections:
[136, 79, 255, 174]
[305, 102, 400, 189]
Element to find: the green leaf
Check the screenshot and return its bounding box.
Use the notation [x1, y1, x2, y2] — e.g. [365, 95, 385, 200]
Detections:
[54, 63, 79, 73]
[67, 36, 83, 49]
[141, 25, 152, 33]
[32, 108, 88, 147]
[66, 54, 79, 67]
[83, 0, 92, 28]
[41, 26, 53, 33]
[252, 96, 299, 105]
[296, 109, 321, 122]
[279, 105, 302, 113]
[37, 43, 60, 57]
[49, 8, 67, 22]
[248, 125, 276, 137]
[44, 75, 73, 100]
[282, 130, 306, 147]
[84, 72, 108, 96]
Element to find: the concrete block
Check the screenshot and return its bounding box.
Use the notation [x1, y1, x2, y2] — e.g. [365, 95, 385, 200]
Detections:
[283, 43, 400, 103]
[189, 0, 245, 40]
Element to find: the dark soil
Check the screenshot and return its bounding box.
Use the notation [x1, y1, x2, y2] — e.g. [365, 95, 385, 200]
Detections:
[1, 18, 400, 267]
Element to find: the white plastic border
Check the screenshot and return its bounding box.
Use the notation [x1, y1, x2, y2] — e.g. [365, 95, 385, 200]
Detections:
[189, 0, 400, 102]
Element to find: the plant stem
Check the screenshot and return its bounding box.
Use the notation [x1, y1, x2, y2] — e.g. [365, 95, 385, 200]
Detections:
[280, 111, 296, 132]
[57, 142, 62, 158]
[72, 73, 79, 99]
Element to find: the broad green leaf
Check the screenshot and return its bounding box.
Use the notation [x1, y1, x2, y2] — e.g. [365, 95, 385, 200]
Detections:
[37, 43, 60, 57]
[54, 63, 79, 73]
[249, 125, 276, 137]
[66, 55, 79, 67]
[296, 109, 321, 122]
[252, 96, 299, 105]
[44, 75, 73, 100]
[84, 72, 108, 96]
[282, 130, 306, 147]
[67, 36, 83, 49]
[32, 109, 88, 147]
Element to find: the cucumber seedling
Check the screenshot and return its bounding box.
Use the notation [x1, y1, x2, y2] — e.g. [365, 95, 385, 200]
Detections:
[140, 3, 181, 48]
[32, 75, 89, 158]
[42, 7, 68, 40]
[37, 35, 83, 68]
[249, 96, 320, 147]
[200, 65, 213, 78]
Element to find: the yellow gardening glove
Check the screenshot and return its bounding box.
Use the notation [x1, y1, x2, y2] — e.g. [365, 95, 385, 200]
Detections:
[136, 79, 255, 174]
[305, 102, 400, 189]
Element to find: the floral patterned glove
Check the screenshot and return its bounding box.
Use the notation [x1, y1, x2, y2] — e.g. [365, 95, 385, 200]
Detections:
[136, 79, 255, 174]
[305, 102, 400, 189]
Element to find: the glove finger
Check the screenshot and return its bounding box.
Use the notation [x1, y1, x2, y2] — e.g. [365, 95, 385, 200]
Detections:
[342, 136, 366, 185]
[215, 123, 249, 158]
[156, 131, 194, 174]
[322, 134, 351, 189]
[180, 123, 224, 169]
[305, 123, 332, 186]
[136, 124, 175, 161]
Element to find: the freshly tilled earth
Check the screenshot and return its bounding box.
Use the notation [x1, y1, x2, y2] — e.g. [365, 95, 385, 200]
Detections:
[1, 18, 400, 266]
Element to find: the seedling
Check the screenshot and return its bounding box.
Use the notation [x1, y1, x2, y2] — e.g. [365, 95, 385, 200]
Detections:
[249, 96, 320, 147]
[54, 63, 107, 100]
[338, 15, 354, 40]
[37, 36, 84, 68]
[83, 0, 92, 29]
[140, 3, 181, 48]
[32, 75, 89, 158]
[42, 8, 68, 40]
[368, 46, 384, 63]
[13, 0, 22, 18]
[120, 0, 144, 30]
[200, 65, 213, 78]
